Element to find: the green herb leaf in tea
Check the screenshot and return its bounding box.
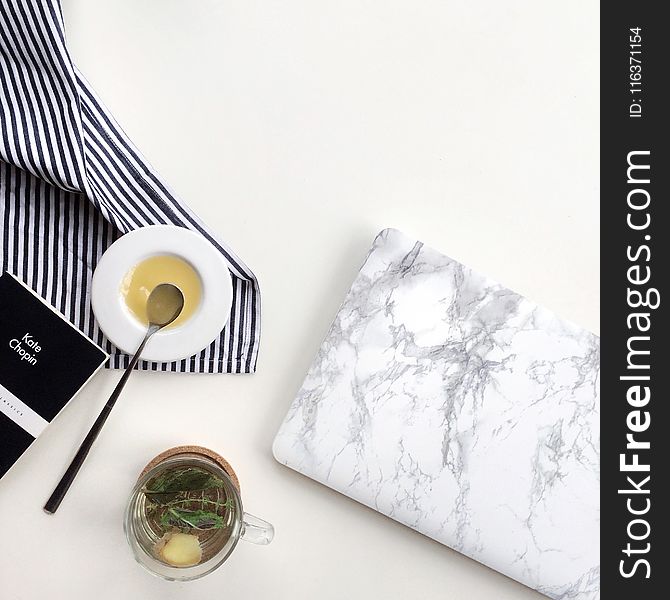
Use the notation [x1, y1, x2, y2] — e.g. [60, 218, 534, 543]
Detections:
[144, 467, 226, 495]
[142, 466, 233, 533]
[160, 508, 226, 530]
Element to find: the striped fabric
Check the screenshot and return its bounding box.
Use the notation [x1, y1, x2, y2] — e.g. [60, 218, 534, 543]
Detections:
[0, 0, 260, 373]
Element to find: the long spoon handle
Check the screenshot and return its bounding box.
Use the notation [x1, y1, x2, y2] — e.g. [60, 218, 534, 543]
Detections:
[44, 325, 160, 514]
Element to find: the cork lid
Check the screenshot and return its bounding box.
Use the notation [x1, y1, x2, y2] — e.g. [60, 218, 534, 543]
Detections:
[139, 445, 240, 492]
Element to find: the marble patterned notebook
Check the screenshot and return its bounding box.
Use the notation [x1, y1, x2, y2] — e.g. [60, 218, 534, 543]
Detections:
[273, 229, 600, 599]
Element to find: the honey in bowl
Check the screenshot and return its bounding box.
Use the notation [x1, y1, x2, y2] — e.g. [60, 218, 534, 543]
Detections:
[120, 255, 201, 328]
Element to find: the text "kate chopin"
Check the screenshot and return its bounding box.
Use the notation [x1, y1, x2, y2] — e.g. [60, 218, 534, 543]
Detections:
[8, 333, 41, 366]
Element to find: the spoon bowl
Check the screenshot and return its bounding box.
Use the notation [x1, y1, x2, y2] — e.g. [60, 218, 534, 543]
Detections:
[147, 283, 185, 327]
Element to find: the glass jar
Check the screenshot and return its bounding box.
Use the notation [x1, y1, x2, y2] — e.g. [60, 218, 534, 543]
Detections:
[124, 446, 273, 581]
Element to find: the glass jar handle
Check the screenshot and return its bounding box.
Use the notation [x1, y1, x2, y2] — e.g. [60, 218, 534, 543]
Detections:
[240, 512, 275, 545]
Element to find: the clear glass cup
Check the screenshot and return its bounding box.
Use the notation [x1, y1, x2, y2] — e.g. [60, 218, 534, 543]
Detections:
[124, 447, 274, 581]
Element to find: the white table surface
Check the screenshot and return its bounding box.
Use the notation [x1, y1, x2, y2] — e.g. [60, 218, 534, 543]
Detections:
[0, 1, 599, 599]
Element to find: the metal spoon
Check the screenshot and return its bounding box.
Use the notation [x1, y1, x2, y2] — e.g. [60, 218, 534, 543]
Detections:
[44, 284, 185, 514]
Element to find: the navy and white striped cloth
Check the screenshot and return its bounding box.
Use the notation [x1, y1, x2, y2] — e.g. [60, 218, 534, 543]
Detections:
[0, 0, 260, 373]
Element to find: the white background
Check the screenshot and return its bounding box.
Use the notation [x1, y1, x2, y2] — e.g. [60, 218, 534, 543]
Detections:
[0, 1, 599, 599]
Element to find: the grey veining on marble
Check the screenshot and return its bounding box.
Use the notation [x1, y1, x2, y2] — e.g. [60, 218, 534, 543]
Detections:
[274, 228, 600, 599]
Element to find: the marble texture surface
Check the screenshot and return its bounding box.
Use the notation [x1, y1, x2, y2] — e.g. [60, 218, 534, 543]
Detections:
[273, 229, 600, 599]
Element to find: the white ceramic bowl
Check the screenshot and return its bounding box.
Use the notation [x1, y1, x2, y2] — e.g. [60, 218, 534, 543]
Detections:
[91, 226, 233, 362]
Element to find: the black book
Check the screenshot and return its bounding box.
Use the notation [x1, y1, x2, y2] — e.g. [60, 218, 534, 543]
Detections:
[0, 272, 108, 479]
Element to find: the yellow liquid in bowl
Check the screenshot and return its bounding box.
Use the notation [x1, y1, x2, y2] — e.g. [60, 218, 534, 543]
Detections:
[120, 255, 201, 328]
